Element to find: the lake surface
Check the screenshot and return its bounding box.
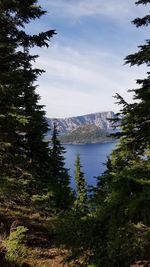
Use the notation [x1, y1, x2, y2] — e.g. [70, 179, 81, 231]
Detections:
[64, 141, 117, 188]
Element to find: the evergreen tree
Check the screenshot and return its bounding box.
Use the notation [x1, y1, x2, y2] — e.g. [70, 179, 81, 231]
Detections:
[0, 0, 56, 203]
[74, 153, 87, 211]
[49, 122, 73, 210]
[90, 1, 150, 266]
[110, 0, 150, 165]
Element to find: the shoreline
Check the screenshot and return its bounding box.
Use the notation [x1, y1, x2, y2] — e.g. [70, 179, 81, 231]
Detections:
[61, 139, 116, 145]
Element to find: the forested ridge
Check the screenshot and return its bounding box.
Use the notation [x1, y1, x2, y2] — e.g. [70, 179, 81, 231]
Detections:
[59, 124, 113, 144]
[0, 0, 149, 266]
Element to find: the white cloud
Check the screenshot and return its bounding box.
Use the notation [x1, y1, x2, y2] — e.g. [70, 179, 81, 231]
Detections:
[35, 43, 146, 118]
[43, 0, 147, 22]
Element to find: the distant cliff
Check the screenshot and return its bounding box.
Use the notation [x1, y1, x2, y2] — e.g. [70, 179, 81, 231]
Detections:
[47, 111, 115, 135]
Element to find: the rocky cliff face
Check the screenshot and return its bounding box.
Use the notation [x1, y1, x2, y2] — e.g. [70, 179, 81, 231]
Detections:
[47, 111, 115, 135]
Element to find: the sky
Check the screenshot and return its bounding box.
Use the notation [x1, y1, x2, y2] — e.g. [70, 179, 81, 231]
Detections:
[29, 0, 148, 118]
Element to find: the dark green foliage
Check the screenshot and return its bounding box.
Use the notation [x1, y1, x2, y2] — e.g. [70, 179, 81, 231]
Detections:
[0, 0, 56, 203]
[134, 0, 150, 27]
[90, 1, 150, 266]
[74, 153, 87, 211]
[86, 158, 150, 267]
[111, 0, 150, 159]
[49, 122, 74, 210]
[135, 1, 150, 6]
[58, 209, 98, 265]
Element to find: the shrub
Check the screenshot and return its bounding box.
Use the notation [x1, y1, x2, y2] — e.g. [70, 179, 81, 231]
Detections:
[4, 226, 28, 265]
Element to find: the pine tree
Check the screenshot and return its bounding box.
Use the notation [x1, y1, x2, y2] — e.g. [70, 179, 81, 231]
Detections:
[110, 0, 150, 223]
[74, 153, 87, 211]
[49, 122, 73, 210]
[0, 0, 56, 203]
[110, 0, 150, 164]
[91, 1, 150, 266]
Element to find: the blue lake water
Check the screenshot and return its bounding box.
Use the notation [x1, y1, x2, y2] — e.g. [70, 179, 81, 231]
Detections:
[64, 141, 117, 188]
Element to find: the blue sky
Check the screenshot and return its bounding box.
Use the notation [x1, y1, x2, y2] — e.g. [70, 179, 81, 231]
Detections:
[30, 0, 148, 118]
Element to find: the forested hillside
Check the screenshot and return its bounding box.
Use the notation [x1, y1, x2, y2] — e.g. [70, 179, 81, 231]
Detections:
[59, 124, 113, 144]
[0, 0, 149, 267]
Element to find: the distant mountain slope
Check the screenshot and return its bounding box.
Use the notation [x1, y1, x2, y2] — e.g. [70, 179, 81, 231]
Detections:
[59, 124, 113, 144]
[47, 111, 115, 135]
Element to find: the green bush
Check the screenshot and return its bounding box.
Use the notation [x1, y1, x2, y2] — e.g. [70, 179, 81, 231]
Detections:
[4, 226, 28, 265]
